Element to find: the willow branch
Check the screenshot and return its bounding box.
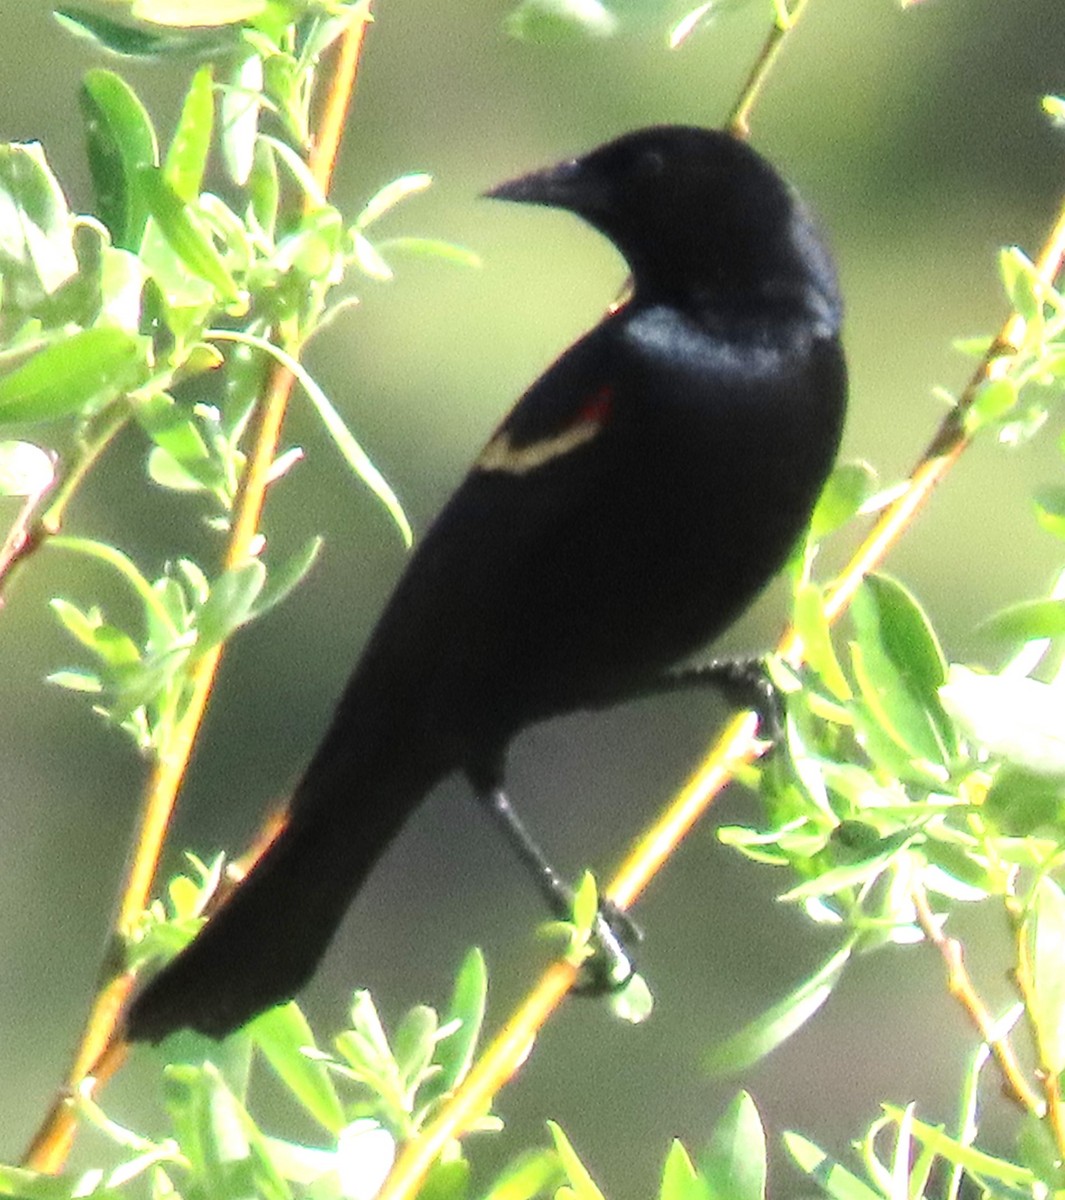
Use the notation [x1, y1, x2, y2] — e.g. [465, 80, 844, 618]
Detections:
[911, 884, 1040, 1113]
[21, 5, 373, 1172]
[727, 0, 810, 139]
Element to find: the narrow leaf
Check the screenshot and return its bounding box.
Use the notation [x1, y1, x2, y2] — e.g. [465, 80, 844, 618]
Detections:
[209, 329, 413, 546]
[139, 165, 240, 301]
[165, 65, 214, 202]
[0, 327, 146, 422]
[0, 440, 54, 496]
[247, 1003, 345, 1134]
[81, 69, 158, 249]
[356, 173, 432, 229]
[699, 1092, 766, 1200]
[547, 1122, 606, 1200]
[784, 1133, 882, 1200]
[220, 52, 262, 187]
[706, 941, 853, 1073]
[195, 559, 266, 651]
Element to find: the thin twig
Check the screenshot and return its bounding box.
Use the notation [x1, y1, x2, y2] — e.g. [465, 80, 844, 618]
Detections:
[727, 0, 810, 139]
[378, 133, 1065, 1200]
[0, 406, 129, 603]
[911, 884, 1041, 1113]
[1007, 886, 1065, 1159]
[20, 6, 373, 1171]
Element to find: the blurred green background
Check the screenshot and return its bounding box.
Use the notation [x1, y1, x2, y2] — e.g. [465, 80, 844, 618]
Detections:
[1, 0, 1064, 1193]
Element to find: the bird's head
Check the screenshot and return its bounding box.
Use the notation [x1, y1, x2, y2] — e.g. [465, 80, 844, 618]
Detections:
[486, 125, 839, 321]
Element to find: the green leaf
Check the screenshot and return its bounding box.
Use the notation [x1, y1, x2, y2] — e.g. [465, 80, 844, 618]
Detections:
[783, 1133, 881, 1200]
[221, 52, 263, 187]
[249, 537, 323, 620]
[209, 329, 413, 547]
[1026, 877, 1065, 1074]
[481, 1149, 565, 1200]
[393, 1004, 438, 1098]
[352, 230, 394, 281]
[248, 139, 279, 237]
[978, 598, 1065, 644]
[659, 1141, 710, 1200]
[50, 598, 104, 652]
[162, 1062, 292, 1200]
[999, 246, 1042, 324]
[879, 1105, 1034, 1190]
[81, 70, 158, 250]
[136, 391, 222, 491]
[48, 535, 176, 636]
[779, 835, 911, 903]
[793, 583, 851, 701]
[1034, 486, 1065, 541]
[139, 165, 240, 302]
[547, 1122, 606, 1200]
[133, 0, 267, 25]
[706, 941, 853, 1073]
[0, 327, 147, 422]
[985, 765, 1065, 836]
[699, 1092, 766, 1200]
[428, 948, 487, 1099]
[47, 668, 103, 693]
[376, 236, 482, 269]
[0, 142, 79, 313]
[0, 440, 53, 496]
[850, 575, 956, 767]
[418, 1158, 471, 1200]
[809, 460, 877, 542]
[247, 1003, 345, 1134]
[505, 0, 618, 41]
[166, 65, 214, 202]
[356, 173, 433, 229]
[964, 376, 1018, 434]
[608, 970, 654, 1024]
[195, 559, 267, 651]
[940, 665, 1065, 777]
[55, 5, 238, 58]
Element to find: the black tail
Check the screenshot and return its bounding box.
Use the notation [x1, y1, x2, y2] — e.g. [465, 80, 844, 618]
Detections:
[125, 733, 445, 1043]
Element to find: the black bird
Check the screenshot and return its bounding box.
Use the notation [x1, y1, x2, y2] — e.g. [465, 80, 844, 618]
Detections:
[126, 125, 846, 1043]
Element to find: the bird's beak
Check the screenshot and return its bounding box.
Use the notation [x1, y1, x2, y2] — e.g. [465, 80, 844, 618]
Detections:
[483, 156, 585, 209]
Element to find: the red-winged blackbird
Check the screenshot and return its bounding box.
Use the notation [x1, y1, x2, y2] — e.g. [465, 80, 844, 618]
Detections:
[126, 125, 847, 1043]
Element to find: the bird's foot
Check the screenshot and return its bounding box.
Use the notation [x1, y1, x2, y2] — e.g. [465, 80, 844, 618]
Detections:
[567, 894, 643, 995]
[668, 655, 787, 749]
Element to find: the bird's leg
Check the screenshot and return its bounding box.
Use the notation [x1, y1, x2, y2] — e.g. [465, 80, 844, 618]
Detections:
[476, 787, 639, 991]
[642, 655, 785, 745]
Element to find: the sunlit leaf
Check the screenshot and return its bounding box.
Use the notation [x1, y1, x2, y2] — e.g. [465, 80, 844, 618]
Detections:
[0, 327, 147, 422]
[706, 941, 853, 1073]
[247, 1003, 345, 1134]
[699, 1091, 766, 1200]
[133, 0, 266, 26]
[220, 52, 262, 187]
[195, 558, 266, 651]
[356, 173, 432, 229]
[505, 0, 618, 42]
[941, 665, 1065, 777]
[784, 1132, 881, 1200]
[81, 69, 158, 249]
[139, 165, 240, 302]
[548, 1121, 606, 1200]
[0, 142, 79, 311]
[0, 440, 54, 496]
[165, 65, 214, 201]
